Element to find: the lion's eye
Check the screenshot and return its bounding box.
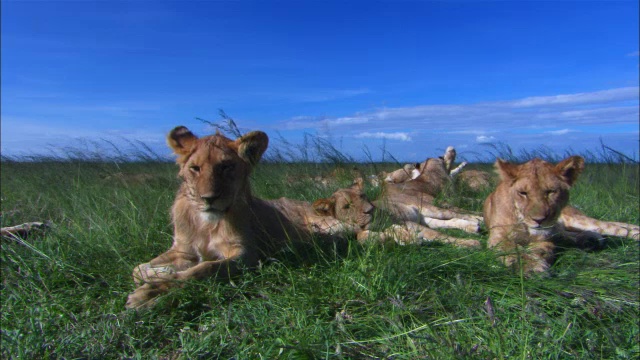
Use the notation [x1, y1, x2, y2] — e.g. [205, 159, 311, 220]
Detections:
[518, 191, 528, 197]
[189, 165, 201, 173]
[546, 190, 556, 196]
[343, 203, 351, 210]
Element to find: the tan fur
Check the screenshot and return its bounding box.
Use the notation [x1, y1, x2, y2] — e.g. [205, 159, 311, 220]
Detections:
[443, 146, 456, 173]
[375, 178, 482, 234]
[383, 163, 419, 183]
[385, 151, 481, 231]
[268, 179, 374, 236]
[457, 170, 493, 191]
[380, 146, 462, 185]
[484, 156, 639, 274]
[358, 222, 481, 248]
[361, 148, 483, 248]
[126, 127, 372, 309]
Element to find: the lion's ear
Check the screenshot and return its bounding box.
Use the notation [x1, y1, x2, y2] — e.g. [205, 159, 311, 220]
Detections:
[555, 155, 584, 186]
[312, 198, 335, 216]
[167, 126, 198, 156]
[495, 158, 519, 182]
[352, 177, 364, 190]
[234, 131, 269, 166]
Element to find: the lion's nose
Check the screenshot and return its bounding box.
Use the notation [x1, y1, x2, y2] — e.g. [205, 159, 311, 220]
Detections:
[363, 202, 375, 214]
[531, 216, 546, 225]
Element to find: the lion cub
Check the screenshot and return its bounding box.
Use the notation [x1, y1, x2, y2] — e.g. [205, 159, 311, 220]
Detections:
[357, 148, 483, 248]
[484, 156, 639, 274]
[373, 150, 483, 234]
[268, 178, 373, 236]
[126, 127, 373, 309]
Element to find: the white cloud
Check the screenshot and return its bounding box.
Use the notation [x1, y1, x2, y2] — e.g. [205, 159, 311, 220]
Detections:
[283, 115, 369, 130]
[442, 129, 498, 135]
[476, 135, 496, 143]
[275, 86, 640, 161]
[0, 116, 168, 158]
[507, 87, 638, 108]
[280, 86, 639, 134]
[330, 116, 370, 126]
[355, 132, 412, 141]
[546, 129, 574, 135]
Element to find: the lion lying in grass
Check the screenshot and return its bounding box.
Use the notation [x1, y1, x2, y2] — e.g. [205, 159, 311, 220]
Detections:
[358, 148, 483, 248]
[484, 156, 640, 274]
[385, 149, 482, 231]
[126, 127, 373, 309]
[267, 177, 373, 236]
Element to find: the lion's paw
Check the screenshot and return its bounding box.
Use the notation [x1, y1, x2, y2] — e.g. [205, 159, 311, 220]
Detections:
[125, 284, 170, 309]
[125, 284, 164, 309]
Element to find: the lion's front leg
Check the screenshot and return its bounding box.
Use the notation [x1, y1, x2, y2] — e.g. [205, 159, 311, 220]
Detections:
[407, 222, 481, 248]
[126, 278, 178, 309]
[419, 203, 483, 222]
[519, 240, 555, 274]
[132, 248, 199, 286]
[126, 256, 251, 309]
[132, 263, 179, 287]
[357, 222, 480, 248]
[417, 204, 482, 233]
[492, 231, 555, 275]
[421, 216, 480, 233]
[560, 208, 640, 241]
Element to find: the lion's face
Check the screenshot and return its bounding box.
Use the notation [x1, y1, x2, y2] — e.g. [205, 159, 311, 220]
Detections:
[313, 179, 375, 231]
[167, 126, 268, 217]
[496, 156, 584, 232]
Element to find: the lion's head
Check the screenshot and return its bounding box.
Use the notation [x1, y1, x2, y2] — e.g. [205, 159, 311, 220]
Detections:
[167, 126, 268, 218]
[312, 178, 375, 232]
[495, 156, 584, 232]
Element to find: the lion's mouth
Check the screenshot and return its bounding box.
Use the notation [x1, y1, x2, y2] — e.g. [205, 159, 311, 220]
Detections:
[526, 222, 551, 229]
[362, 217, 373, 229]
[202, 206, 227, 214]
[200, 200, 231, 213]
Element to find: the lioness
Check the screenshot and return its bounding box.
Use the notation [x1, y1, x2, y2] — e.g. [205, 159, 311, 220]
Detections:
[383, 163, 420, 184]
[357, 149, 483, 248]
[456, 169, 493, 192]
[484, 156, 640, 274]
[126, 127, 373, 308]
[267, 178, 373, 236]
[374, 151, 483, 234]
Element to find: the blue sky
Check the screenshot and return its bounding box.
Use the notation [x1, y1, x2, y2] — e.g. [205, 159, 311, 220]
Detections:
[2, 1, 638, 162]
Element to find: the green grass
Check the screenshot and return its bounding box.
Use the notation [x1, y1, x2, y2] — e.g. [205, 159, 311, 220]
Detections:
[1, 159, 638, 359]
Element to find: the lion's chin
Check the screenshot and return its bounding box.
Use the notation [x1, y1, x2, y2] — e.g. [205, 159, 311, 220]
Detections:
[200, 209, 224, 223]
[527, 225, 555, 237]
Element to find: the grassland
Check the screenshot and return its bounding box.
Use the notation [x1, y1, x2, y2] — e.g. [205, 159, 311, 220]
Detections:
[1, 157, 638, 359]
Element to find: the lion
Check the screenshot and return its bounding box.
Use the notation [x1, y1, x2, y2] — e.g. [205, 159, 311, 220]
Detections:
[484, 156, 640, 274]
[456, 169, 493, 192]
[126, 127, 374, 309]
[267, 178, 373, 236]
[358, 148, 484, 248]
[380, 149, 482, 232]
[382, 163, 420, 184]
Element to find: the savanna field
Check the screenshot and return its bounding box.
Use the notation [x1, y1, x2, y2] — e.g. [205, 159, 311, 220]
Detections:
[1, 145, 639, 359]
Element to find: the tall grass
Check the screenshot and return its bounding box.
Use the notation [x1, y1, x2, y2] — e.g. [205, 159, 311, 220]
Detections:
[1, 137, 638, 358]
